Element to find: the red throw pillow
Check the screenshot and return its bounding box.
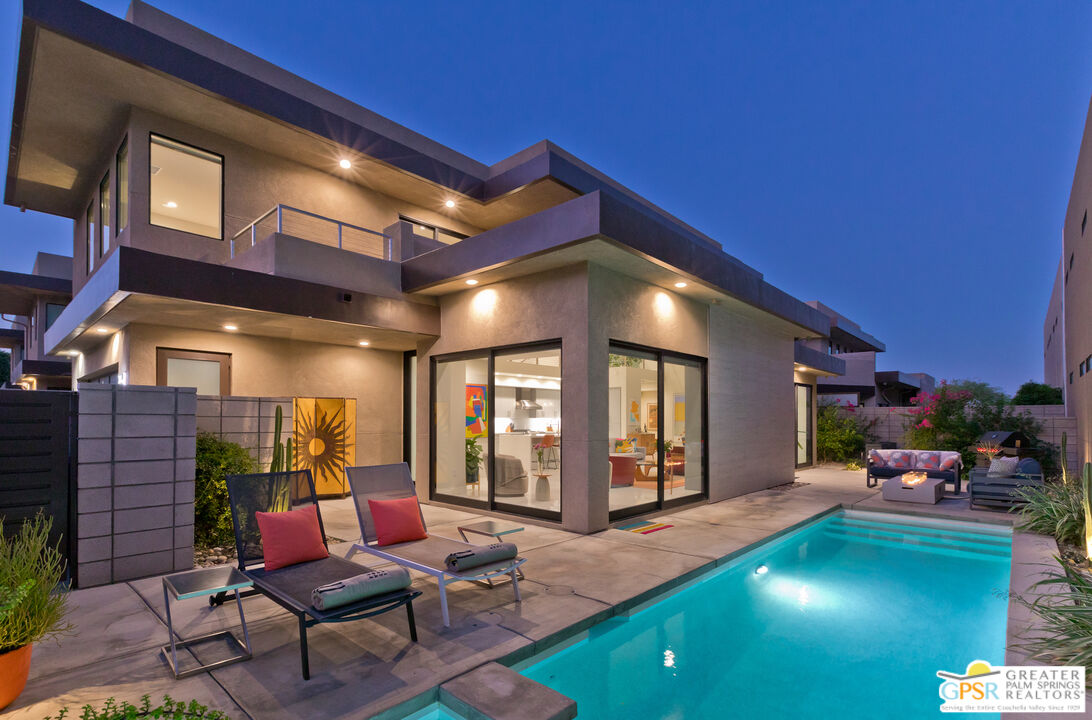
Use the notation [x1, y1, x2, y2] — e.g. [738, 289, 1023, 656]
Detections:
[255, 505, 329, 571]
[369, 496, 428, 546]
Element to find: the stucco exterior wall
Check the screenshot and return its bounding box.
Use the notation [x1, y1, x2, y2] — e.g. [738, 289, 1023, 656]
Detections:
[121, 324, 404, 466]
[416, 264, 592, 532]
[1044, 256, 1065, 392]
[1063, 96, 1092, 466]
[708, 303, 796, 500]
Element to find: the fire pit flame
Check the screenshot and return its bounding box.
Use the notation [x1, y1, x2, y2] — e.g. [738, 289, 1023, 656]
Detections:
[902, 472, 927, 486]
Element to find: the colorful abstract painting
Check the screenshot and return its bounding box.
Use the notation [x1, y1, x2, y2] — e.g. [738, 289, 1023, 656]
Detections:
[628, 400, 640, 426]
[465, 384, 487, 438]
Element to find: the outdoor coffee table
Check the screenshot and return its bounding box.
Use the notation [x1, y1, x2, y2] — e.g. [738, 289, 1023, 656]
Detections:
[881, 473, 945, 504]
[161, 566, 253, 678]
[458, 520, 525, 584]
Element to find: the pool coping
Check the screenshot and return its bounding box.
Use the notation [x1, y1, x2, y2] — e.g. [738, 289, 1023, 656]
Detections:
[377, 501, 1060, 720]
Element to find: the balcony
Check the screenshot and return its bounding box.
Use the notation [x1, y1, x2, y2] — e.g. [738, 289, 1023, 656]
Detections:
[231, 205, 392, 261]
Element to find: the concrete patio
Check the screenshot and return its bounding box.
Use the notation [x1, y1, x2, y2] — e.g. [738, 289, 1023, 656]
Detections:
[6, 466, 1071, 719]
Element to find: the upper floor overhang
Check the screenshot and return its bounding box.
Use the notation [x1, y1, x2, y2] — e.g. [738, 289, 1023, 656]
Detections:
[7, 0, 747, 269]
[44, 246, 439, 356]
[875, 370, 921, 391]
[402, 191, 830, 337]
[0, 268, 71, 316]
[793, 341, 846, 377]
[829, 319, 885, 353]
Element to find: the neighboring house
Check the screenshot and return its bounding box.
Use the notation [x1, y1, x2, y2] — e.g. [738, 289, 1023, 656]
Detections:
[1044, 257, 1065, 395]
[0, 252, 72, 389]
[800, 302, 935, 408]
[6, 0, 841, 533]
[1055, 94, 1092, 466]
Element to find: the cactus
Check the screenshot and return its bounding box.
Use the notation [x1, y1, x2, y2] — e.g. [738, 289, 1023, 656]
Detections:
[269, 404, 294, 473]
[1061, 432, 1070, 486]
[1083, 462, 1092, 560]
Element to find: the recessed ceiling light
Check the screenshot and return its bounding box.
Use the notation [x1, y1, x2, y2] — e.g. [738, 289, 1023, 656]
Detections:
[445, 200, 455, 208]
[95, 328, 109, 334]
[222, 324, 238, 331]
[674, 281, 688, 288]
[163, 201, 178, 209]
[358, 340, 370, 346]
[339, 159, 351, 169]
[465, 278, 479, 286]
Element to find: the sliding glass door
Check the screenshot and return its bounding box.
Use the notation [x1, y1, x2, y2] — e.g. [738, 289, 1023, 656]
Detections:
[795, 383, 812, 468]
[608, 342, 706, 521]
[430, 341, 562, 521]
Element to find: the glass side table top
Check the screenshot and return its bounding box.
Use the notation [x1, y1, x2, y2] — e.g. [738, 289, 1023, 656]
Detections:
[457, 520, 525, 537]
[164, 566, 252, 601]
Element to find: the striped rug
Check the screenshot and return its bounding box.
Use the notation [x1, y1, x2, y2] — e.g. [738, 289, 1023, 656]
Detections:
[616, 520, 674, 535]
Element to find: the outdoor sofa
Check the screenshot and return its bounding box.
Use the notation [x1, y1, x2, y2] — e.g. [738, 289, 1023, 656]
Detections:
[866, 449, 963, 494]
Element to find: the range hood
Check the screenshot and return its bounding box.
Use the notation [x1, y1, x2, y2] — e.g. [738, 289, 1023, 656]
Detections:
[515, 388, 542, 411]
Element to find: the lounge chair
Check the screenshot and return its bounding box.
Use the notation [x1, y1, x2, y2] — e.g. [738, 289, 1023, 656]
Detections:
[345, 463, 524, 627]
[224, 469, 420, 679]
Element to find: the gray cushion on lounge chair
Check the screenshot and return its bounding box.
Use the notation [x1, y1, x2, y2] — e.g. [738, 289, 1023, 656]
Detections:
[445, 542, 518, 572]
[312, 567, 412, 610]
[248, 556, 401, 620]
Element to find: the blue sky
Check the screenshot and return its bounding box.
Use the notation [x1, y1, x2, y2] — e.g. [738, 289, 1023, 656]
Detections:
[1, 1, 1089, 393]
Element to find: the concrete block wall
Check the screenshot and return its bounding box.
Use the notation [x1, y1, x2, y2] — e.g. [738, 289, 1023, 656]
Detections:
[76, 384, 197, 588]
[196, 395, 293, 468]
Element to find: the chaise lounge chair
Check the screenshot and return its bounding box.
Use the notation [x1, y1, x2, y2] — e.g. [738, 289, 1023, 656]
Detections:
[224, 469, 420, 679]
[345, 463, 525, 627]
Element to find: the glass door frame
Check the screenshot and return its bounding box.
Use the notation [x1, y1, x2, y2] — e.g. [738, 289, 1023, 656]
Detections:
[428, 339, 563, 521]
[795, 382, 813, 468]
[608, 340, 708, 522]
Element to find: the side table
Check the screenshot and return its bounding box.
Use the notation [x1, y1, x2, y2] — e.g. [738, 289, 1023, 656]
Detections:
[161, 566, 253, 678]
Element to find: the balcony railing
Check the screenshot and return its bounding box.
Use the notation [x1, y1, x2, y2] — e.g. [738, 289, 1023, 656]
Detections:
[230, 205, 393, 260]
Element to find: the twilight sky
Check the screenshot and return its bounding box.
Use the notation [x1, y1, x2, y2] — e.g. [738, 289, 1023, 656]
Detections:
[1, 1, 1089, 393]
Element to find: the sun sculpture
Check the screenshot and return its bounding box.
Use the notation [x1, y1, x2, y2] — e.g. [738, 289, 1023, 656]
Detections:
[293, 398, 355, 495]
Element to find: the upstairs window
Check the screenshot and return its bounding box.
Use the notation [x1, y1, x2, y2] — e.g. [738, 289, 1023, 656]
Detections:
[400, 215, 467, 245]
[150, 134, 222, 240]
[85, 202, 95, 275]
[45, 303, 66, 330]
[116, 138, 128, 233]
[99, 172, 110, 255]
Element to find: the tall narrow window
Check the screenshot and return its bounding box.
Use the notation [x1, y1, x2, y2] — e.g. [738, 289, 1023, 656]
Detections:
[795, 383, 813, 467]
[150, 134, 223, 239]
[116, 139, 128, 233]
[99, 172, 110, 255]
[85, 202, 95, 275]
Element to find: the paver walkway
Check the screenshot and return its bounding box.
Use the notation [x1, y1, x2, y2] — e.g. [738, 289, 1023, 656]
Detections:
[6, 466, 1048, 719]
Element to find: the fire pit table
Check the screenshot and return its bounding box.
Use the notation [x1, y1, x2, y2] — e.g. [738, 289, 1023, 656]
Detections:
[881, 472, 946, 504]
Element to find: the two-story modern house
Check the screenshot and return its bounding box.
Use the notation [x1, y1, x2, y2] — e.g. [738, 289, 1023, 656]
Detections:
[8, 0, 844, 533]
[0, 252, 72, 390]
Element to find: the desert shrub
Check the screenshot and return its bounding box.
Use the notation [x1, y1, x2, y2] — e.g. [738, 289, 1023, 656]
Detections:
[1011, 381, 1064, 406]
[46, 695, 229, 719]
[195, 432, 255, 548]
[816, 404, 876, 462]
[1012, 559, 1092, 682]
[1016, 481, 1084, 547]
[0, 513, 70, 653]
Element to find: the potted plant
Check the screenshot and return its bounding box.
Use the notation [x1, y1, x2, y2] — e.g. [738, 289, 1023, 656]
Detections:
[0, 513, 71, 710]
[465, 437, 484, 484]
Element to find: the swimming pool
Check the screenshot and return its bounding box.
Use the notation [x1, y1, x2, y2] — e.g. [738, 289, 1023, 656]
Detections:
[519, 510, 1012, 719]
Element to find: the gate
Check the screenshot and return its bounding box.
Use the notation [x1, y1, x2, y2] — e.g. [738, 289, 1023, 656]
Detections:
[0, 389, 78, 585]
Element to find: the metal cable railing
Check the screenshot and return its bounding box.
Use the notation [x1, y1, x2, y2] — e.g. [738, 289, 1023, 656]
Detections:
[230, 205, 392, 260]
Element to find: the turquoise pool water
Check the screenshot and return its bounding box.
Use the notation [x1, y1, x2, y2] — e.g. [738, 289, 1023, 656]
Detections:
[398, 702, 466, 720]
[520, 510, 1012, 719]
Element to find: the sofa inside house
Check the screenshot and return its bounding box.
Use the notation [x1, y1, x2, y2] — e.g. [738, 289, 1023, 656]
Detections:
[866, 449, 963, 493]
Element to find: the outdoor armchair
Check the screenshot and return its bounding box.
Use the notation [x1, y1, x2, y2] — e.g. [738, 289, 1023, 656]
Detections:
[345, 463, 525, 627]
[224, 469, 420, 680]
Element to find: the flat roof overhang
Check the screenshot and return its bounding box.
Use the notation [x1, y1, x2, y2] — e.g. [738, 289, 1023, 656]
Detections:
[402, 191, 829, 337]
[0, 328, 23, 349]
[8, 0, 739, 262]
[829, 321, 885, 353]
[793, 342, 846, 376]
[44, 247, 439, 354]
[817, 383, 876, 398]
[875, 370, 921, 391]
[0, 269, 71, 315]
[15, 358, 71, 378]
